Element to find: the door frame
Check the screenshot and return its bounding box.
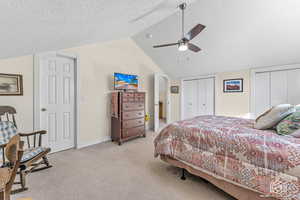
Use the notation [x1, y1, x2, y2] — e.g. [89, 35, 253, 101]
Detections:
[33, 51, 80, 150]
[250, 63, 300, 117]
[180, 74, 216, 120]
[154, 73, 171, 132]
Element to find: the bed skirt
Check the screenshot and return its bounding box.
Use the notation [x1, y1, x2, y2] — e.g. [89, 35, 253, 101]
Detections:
[160, 155, 278, 200]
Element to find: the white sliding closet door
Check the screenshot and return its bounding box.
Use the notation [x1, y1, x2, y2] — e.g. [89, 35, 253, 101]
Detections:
[197, 79, 207, 116]
[287, 69, 300, 105]
[204, 78, 215, 115]
[270, 71, 288, 106]
[183, 80, 198, 119]
[182, 78, 215, 120]
[254, 72, 270, 116]
[253, 67, 300, 117]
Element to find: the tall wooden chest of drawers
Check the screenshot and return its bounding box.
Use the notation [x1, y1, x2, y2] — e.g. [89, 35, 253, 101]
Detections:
[111, 91, 146, 145]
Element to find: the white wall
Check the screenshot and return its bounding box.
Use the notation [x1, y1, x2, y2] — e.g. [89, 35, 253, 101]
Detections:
[63, 38, 163, 146]
[0, 38, 164, 147]
[215, 70, 251, 118]
[0, 56, 34, 132]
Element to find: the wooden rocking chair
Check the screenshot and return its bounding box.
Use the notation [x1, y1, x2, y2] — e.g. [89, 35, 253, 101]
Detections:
[0, 135, 24, 200]
[0, 106, 52, 192]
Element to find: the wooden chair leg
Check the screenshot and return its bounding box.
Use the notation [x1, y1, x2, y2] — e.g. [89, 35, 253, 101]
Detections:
[11, 170, 28, 194]
[42, 156, 50, 167]
[20, 171, 26, 189]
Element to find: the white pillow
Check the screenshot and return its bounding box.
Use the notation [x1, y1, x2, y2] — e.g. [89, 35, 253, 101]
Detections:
[254, 104, 295, 130]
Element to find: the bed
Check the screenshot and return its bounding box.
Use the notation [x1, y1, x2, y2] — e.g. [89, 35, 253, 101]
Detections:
[154, 115, 300, 200]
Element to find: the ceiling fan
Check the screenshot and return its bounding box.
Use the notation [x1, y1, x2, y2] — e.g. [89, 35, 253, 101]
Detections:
[153, 3, 205, 53]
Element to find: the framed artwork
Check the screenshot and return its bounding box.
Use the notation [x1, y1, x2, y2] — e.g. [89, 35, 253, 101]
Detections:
[0, 73, 23, 96]
[170, 86, 179, 94]
[223, 79, 243, 93]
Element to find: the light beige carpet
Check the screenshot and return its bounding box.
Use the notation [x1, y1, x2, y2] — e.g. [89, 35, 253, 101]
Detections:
[13, 132, 234, 200]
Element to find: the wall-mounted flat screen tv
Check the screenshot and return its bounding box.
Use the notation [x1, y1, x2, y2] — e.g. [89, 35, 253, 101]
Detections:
[114, 73, 138, 90]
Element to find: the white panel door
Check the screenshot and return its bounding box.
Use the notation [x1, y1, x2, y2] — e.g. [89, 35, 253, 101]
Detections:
[255, 72, 271, 117]
[183, 80, 198, 119]
[40, 54, 75, 152]
[270, 71, 288, 106]
[287, 69, 300, 105]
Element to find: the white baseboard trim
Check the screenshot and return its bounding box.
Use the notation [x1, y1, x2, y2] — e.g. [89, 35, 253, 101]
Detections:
[77, 137, 111, 149]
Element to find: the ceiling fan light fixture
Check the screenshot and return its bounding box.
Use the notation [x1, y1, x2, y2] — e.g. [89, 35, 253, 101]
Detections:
[178, 43, 188, 51]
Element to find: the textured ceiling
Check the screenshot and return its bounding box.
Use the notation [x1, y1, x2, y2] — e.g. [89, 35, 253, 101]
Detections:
[133, 0, 300, 78]
[0, 0, 195, 59]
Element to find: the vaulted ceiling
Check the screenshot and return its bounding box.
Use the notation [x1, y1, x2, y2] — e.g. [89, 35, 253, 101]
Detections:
[1, 0, 300, 79]
[133, 0, 300, 78]
[0, 0, 194, 59]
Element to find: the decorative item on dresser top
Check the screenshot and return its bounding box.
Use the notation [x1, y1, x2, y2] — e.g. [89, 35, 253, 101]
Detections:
[111, 92, 146, 145]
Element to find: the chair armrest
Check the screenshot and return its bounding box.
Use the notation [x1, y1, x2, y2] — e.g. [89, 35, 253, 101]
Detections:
[19, 130, 47, 148]
[19, 130, 47, 137]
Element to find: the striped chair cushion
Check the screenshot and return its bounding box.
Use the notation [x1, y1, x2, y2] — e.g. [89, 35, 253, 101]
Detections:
[21, 147, 48, 163]
[0, 121, 18, 165]
[0, 121, 18, 145]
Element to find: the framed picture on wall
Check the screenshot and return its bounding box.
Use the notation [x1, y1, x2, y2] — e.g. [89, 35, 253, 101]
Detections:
[170, 86, 179, 94]
[223, 78, 243, 93]
[0, 73, 23, 96]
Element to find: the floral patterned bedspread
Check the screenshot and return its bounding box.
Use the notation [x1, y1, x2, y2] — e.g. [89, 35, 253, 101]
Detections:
[154, 116, 300, 200]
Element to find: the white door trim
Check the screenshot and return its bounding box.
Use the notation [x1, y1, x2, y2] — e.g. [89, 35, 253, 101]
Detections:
[250, 63, 300, 116]
[33, 51, 80, 150]
[154, 73, 171, 132]
[180, 74, 216, 120]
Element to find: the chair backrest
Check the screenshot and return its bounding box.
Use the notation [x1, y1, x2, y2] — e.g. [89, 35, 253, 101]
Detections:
[0, 121, 18, 165]
[0, 135, 23, 199]
[0, 106, 17, 129]
[0, 122, 18, 146]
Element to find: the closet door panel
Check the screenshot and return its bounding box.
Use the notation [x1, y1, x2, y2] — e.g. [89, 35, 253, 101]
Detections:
[287, 69, 300, 105]
[197, 79, 207, 116]
[183, 80, 197, 119]
[205, 78, 215, 115]
[271, 71, 288, 106]
[255, 72, 270, 117]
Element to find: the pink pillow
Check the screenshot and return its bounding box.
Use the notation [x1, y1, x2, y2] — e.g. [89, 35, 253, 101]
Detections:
[290, 129, 300, 138]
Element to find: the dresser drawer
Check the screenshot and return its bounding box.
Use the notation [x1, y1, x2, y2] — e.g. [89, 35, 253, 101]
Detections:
[123, 118, 144, 129]
[123, 102, 144, 111]
[122, 97, 135, 102]
[123, 110, 144, 120]
[135, 93, 145, 97]
[123, 93, 134, 98]
[122, 126, 145, 138]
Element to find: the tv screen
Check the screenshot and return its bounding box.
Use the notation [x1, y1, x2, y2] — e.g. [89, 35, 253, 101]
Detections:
[114, 73, 138, 90]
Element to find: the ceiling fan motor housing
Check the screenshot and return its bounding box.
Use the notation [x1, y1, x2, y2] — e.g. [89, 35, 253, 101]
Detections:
[179, 3, 187, 10]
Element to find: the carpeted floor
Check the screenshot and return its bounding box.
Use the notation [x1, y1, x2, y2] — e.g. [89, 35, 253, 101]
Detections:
[13, 132, 234, 200]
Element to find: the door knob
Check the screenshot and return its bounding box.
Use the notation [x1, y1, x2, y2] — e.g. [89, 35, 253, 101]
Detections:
[41, 108, 47, 112]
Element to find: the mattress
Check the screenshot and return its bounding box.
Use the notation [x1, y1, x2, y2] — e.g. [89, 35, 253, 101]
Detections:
[154, 115, 300, 200]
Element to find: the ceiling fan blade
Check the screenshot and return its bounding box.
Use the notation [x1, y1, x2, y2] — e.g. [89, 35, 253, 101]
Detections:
[153, 42, 179, 48]
[188, 43, 201, 52]
[185, 24, 206, 41]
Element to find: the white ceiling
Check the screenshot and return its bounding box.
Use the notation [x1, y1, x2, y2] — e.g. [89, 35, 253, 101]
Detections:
[133, 0, 300, 78]
[0, 0, 195, 59]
